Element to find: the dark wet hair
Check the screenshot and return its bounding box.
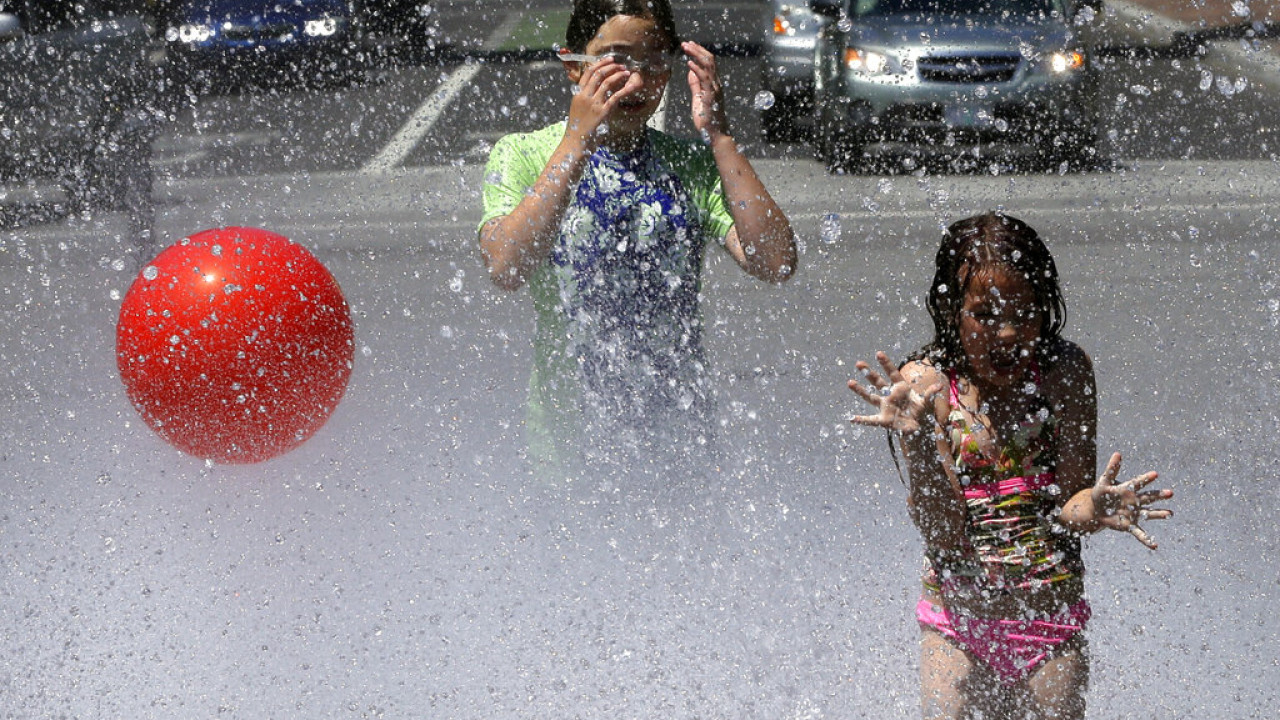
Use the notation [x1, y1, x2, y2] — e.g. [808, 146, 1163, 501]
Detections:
[565, 0, 680, 53]
[911, 212, 1067, 371]
[886, 212, 1066, 484]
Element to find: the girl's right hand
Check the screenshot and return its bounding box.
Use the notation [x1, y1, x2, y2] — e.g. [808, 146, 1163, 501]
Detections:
[847, 352, 943, 437]
[565, 56, 642, 148]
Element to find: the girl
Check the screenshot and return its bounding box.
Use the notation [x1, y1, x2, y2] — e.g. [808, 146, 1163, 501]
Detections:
[847, 213, 1173, 719]
[478, 0, 796, 476]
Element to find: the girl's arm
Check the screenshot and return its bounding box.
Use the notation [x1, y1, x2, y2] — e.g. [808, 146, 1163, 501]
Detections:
[1043, 340, 1099, 523]
[682, 41, 797, 284]
[849, 354, 968, 553]
[1048, 341, 1173, 547]
[479, 59, 641, 290]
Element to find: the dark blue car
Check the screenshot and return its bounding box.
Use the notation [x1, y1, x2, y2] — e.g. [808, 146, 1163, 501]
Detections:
[162, 0, 363, 90]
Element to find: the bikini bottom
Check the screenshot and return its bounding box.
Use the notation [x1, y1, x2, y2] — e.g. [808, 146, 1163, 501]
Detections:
[916, 597, 1091, 685]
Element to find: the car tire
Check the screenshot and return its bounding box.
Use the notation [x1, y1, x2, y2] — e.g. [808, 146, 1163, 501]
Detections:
[760, 90, 811, 143]
[816, 112, 865, 174]
[761, 103, 790, 143]
[1045, 123, 1099, 172]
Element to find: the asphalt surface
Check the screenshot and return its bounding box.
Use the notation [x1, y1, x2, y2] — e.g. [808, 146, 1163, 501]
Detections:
[2, 1, 1279, 718]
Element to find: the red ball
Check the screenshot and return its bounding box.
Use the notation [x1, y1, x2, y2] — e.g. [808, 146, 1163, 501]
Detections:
[116, 227, 354, 464]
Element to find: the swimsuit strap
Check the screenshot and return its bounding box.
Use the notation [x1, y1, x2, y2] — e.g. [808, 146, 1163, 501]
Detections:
[947, 367, 962, 406]
[946, 359, 1042, 408]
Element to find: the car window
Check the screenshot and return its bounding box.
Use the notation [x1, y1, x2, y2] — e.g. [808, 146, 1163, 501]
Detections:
[851, 0, 1062, 19]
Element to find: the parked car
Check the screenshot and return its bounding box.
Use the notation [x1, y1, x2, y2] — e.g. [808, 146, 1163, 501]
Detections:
[808, 0, 1101, 171]
[357, 1, 439, 61]
[162, 0, 365, 91]
[759, 0, 826, 140]
[0, 1, 160, 242]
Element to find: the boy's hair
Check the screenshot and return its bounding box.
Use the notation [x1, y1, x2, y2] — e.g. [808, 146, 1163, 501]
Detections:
[913, 212, 1067, 370]
[566, 0, 680, 53]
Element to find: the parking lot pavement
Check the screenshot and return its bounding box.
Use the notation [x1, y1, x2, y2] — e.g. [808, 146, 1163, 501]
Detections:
[1110, 0, 1280, 81]
[1122, 0, 1279, 29]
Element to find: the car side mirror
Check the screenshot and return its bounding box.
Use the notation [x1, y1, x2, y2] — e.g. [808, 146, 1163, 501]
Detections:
[809, 0, 844, 20]
[0, 13, 23, 42]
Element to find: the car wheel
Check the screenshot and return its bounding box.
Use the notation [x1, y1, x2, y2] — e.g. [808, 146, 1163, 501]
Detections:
[761, 103, 791, 143]
[1046, 124, 1099, 172]
[813, 106, 839, 167]
[760, 90, 811, 143]
[816, 112, 865, 174]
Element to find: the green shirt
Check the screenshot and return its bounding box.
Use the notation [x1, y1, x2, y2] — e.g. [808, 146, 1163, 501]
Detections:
[479, 122, 735, 473]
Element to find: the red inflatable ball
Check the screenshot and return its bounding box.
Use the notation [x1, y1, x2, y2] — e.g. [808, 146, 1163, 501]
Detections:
[116, 227, 354, 464]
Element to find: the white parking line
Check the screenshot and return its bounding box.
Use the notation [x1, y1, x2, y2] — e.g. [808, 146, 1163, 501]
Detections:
[361, 13, 524, 174]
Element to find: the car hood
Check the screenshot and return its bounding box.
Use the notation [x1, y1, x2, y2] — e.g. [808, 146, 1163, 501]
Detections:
[849, 14, 1072, 53]
[173, 0, 350, 23]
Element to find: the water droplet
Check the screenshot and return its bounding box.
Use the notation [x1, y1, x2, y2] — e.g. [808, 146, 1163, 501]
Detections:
[143, 265, 159, 280]
[820, 213, 842, 245]
[753, 90, 776, 111]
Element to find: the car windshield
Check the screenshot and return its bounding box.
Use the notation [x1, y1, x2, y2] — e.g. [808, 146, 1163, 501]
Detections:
[850, 0, 1061, 19]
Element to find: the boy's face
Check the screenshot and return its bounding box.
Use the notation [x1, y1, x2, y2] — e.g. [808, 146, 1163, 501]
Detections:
[567, 15, 674, 137]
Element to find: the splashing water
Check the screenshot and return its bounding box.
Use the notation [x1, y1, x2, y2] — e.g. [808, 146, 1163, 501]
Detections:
[820, 213, 842, 245]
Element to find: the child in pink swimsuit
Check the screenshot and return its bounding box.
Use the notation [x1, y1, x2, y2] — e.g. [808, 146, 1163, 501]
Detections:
[847, 213, 1174, 719]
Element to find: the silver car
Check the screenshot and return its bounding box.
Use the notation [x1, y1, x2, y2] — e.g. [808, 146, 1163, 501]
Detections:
[809, 0, 1101, 171]
[759, 1, 825, 139]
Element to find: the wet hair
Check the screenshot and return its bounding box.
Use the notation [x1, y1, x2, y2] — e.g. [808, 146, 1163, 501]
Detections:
[886, 212, 1066, 484]
[911, 211, 1067, 371]
[565, 0, 680, 53]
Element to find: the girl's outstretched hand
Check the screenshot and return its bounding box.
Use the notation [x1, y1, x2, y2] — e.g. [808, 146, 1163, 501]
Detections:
[1091, 452, 1174, 549]
[682, 40, 730, 140]
[847, 352, 943, 437]
[565, 54, 641, 147]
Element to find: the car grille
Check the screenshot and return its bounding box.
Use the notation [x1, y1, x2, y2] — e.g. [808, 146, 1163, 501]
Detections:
[917, 54, 1020, 83]
[222, 22, 296, 41]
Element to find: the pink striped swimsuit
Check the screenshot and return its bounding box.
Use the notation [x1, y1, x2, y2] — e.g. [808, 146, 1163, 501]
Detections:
[916, 367, 1089, 684]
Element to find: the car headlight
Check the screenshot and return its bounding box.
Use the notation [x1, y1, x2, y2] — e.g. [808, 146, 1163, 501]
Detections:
[166, 23, 214, 43]
[1049, 50, 1085, 73]
[304, 17, 339, 37]
[843, 47, 894, 75]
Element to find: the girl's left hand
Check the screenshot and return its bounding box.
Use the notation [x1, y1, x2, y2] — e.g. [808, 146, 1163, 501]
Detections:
[1091, 452, 1174, 549]
[682, 40, 729, 140]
